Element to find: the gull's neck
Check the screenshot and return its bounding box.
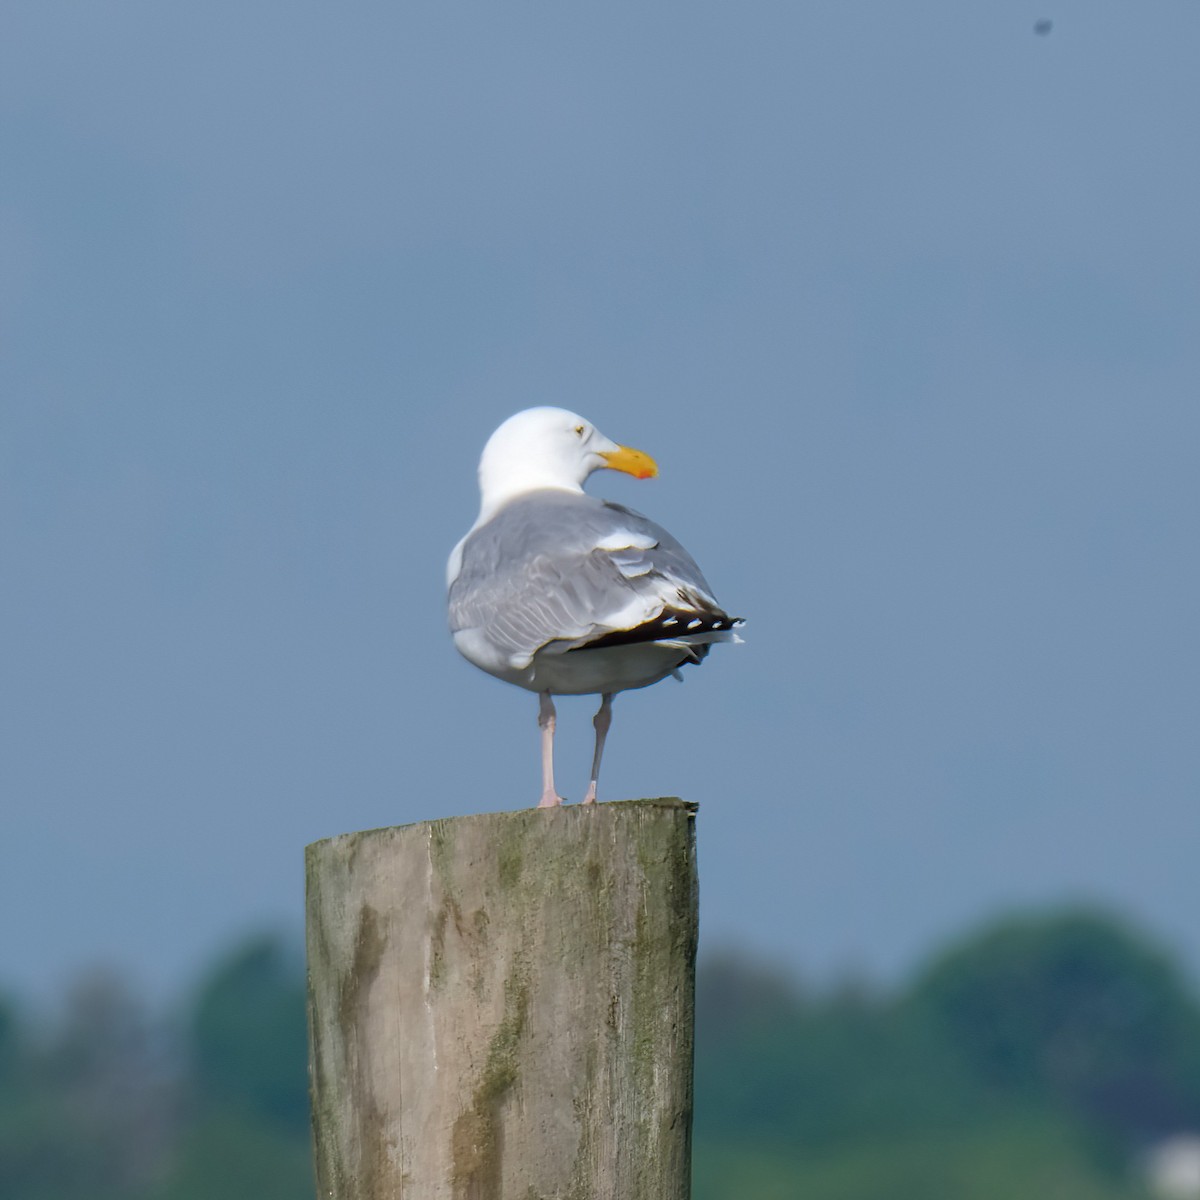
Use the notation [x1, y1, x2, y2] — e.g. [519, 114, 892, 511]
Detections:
[474, 476, 584, 528]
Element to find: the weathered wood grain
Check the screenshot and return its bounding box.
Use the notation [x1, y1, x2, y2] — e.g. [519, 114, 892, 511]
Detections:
[306, 798, 698, 1200]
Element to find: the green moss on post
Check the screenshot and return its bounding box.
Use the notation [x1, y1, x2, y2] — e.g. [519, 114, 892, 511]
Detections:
[306, 799, 698, 1200]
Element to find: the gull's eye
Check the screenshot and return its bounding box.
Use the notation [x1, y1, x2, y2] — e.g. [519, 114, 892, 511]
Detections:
[574, 424, 586, 438]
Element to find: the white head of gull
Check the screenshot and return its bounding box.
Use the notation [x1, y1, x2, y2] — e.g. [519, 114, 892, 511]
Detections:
[447, 406, 740, 808]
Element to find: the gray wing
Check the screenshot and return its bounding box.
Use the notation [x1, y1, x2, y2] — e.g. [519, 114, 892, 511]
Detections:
[448, 490, 731, 670]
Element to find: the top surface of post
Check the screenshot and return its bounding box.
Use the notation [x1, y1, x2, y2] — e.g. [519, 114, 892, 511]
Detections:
[305, 796, 697, 855]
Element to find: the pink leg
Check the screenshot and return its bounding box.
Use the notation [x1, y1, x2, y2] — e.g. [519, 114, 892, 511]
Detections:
[537, 691, 565, 808]
[581, 693, 614, 805]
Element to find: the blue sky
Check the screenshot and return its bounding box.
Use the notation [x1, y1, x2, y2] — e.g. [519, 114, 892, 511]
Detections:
[3, 3, 1198, 1001]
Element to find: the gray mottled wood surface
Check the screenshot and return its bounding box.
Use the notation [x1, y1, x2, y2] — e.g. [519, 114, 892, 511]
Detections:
[306, 798, 698, 1200]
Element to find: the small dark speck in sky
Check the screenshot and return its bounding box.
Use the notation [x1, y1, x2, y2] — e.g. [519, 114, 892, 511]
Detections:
[1035, 18, 1054, 35]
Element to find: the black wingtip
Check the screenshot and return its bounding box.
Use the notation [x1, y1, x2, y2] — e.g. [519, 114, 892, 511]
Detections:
[569, 606, 741, 653]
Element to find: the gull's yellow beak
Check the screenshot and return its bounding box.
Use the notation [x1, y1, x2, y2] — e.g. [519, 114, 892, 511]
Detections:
[601, 444, 658, 480]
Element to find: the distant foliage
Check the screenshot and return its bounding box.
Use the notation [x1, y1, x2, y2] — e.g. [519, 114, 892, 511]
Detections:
[693, 907, 1200, 1198]
[189, 935, 310, 1134]
[0, 972, 172, 1200]
[0, 939, 312, 1200]
[0, 995, 18, 1082]
[2, 908, 1198, 1199]
[908, 909, 1200, 1139]
[153, 934, 312, 1199]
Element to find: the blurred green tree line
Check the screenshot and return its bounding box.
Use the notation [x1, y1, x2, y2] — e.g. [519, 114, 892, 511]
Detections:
[2, 907, 1197, 1199]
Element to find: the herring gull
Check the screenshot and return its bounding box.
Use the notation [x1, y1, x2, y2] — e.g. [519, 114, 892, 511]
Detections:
[447, 407, 741, 808]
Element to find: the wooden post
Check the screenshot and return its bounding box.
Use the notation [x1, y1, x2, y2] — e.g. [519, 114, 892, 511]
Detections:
[306, 797, 698, 1200]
